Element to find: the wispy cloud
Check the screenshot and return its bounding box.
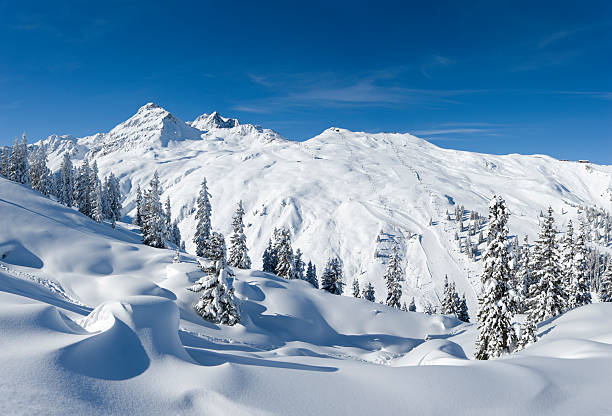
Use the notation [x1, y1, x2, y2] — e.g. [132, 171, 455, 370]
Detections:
[421, 55, 455, 78]
[414, 128, 494, 135]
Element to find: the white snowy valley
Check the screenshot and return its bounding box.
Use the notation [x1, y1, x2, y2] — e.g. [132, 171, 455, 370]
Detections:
[1, 102, 612, 415]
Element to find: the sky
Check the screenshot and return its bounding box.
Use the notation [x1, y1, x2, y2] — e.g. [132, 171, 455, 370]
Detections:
[0, 0, 610, 163]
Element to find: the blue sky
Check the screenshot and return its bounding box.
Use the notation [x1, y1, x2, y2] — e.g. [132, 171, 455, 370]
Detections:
[0, 0, 610, 162]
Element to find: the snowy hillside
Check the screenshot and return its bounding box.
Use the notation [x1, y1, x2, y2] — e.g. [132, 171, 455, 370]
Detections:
[1, 177, 612, 415]
[34, 103, 612, 312]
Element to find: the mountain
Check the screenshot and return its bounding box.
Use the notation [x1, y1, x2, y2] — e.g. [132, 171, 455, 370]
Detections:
[1, 176, 612, 415]
[34, 103, 612, 312]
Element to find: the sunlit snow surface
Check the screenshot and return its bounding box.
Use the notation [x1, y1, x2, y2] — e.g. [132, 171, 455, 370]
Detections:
[1, 178, 612, 415]
[37, 104, 612, 313]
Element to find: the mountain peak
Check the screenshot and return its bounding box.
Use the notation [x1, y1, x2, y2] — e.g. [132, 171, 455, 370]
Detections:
[191, 111, 239, 131]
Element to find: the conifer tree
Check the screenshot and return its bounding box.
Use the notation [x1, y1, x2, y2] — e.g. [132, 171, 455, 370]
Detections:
[0, 147, 8, 178]
[273, 228, 295, 279]
[92, 181, 104, 223]
[321, 257, 344, 295]
[305, 261, 318, 288]
[352, 279, 360, 298]
[293, 248, 305, 280]
[529, 207, 566, 322]
[73, 160, 92, 217]
[164, 197, 172, 240]
[457, 294, 470, 322]
[141, 171, 165, 248]
[600, 263, 612, 302]
[28, 145, 51, 196]
[170, 220, 182, 247]
[134, 185, 143, 227]
[515, 313, 538, 351]
[362, 281, 376, 302]
[189, 232, 239, 326]
[262, 239, 275, 273]
[8, 134, 30, 185]
[57, 153, 74, 207]
[384, 244, 403, 308]
[561, 220, 575, 299]
[104, 173, 122, 221]
[228, 201, 251, 269]
[475, 195, 516, 360]
[516, 236, 533, 313]
[568, 222, 591, 308]
[194, 178, 212, 257]
[408, 296, 416, 312]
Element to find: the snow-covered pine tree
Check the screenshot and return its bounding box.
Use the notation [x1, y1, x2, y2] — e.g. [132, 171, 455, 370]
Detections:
[189, 232, 239, 326]
[362, 281, 375, 302]
[170, 220, 182, 247]
[529, 206, 566, 322]
[73, 159, 92, 217]
[408, 296, 416, 312]
[8, 134, 30, 185]
[352, 279, 360, 298]
[273, 227, 295, 279]
[134, 185, 143, 227]
[457, 294, 470, 322]
[600, 262, 612, 302]
[28, 145, 51, 196]
[515, 313, 538, 351]
[262, 239, 275, 273]
[305, 261, 318, 288]
[89, 161, 101, 217]
[193, 178, 212, 257]
[228, 201, 251, 269]
[0, 147, 8, 178]
[293, 248, 305, 280]
[475, 195, 516, 360]
[141, 171, 165, 248]
[441, 275, 454, 314]
[384, 244, 403, 308]
[568, 222, 591, 308]
[561, 220, 575, 300]
[321, 257, 344, 295]
[104, 173, 122, 221]
[164, 197, 172, 240]
[92, 181, 104, 223]
[516, 236, 533, 313]
[57, 154, 74, 206]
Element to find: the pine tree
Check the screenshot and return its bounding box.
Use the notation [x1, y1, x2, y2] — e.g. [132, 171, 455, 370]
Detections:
[170, 220, 182, 247]
[293, 248, 305, 280]
[457, 294, 470, 322]
[57, 153, 74, 207]
[384, 244, 403, 308]
[441, 275, 454, 314]
[362, 281, 376, 302]
[352, 279, 360, 298]
[305, 261, 318, 288]
[262, 239, 275, 273]
[141, 171, 165, 248]
[0, 147, 8, 177]
[189, 233, 239, 326]
[516, 236, 533, 313]
[567, 222, 591, 308]
[73, 160, 92, 217]
[92, 181, 104, 223]
[561, 220, 575, 300]
[515, 313, 538, 351]
[321, 257, 344, 295]
[529, 207, 566, 322]
[228, 201, 251, 269]
[408, 296, 416, 312]
[104, 173, 122, 221]
[600, 263, 612, 302]
[475, 195, 516, 360]
[193, 178, 212, 257]
[164, 196, 172, 240]
[28, 145, 51, 196]
[134, 185, 143, 226]
[8, 134, 30, 185]
[273, 228, 295, 279]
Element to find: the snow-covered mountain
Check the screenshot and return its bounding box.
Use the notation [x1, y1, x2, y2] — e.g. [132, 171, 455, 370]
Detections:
[35, 103, 612, 311]
[1, 176, 612, 415]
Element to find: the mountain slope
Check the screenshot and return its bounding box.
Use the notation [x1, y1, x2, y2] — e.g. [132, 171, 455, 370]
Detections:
[35, 104, 612, 312]
[1, 178, 612, 415]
